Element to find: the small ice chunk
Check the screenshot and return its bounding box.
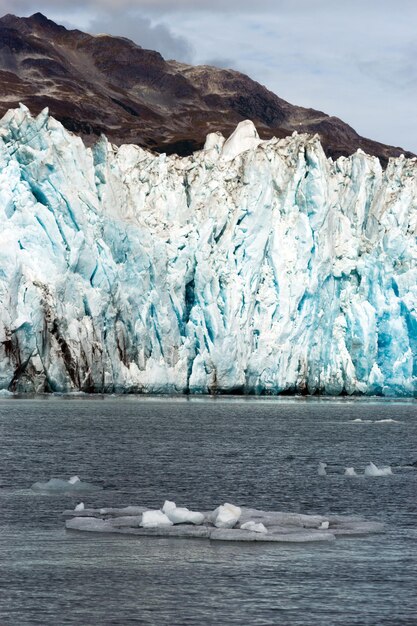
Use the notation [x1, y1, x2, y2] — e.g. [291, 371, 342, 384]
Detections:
[31, 477, 101, 493]
[318, 462, 327, 476]
[140, 510, 173, 528]
[214, 503, 242, 529]
[374, 419, 399, 424]
[75, 502, 85, 511]
[240, 521, 267, 534]
[162, 500, 176, 514]
[364, 462, 392, 477]
[162, 500, 204, 525]
[345, 467, 357, 476]
[319, 521, 329, 530]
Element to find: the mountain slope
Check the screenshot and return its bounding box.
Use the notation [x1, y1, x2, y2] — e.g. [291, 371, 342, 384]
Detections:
[0, 12, 414, 165]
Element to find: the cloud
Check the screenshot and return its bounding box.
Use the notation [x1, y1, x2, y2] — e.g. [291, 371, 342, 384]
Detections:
[88, 14, 193, 61]
[202, 58, 238, 70]
[0, 0, 277, 14]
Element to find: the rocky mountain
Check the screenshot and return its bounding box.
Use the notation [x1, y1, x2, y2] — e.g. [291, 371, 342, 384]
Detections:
[0, 12, 414, 165]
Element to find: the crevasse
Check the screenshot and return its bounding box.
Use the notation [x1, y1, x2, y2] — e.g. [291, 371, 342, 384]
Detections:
[0, 105, 416, 395]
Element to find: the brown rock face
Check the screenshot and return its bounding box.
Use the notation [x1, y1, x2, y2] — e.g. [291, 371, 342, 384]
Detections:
[0, 12, 414, 165]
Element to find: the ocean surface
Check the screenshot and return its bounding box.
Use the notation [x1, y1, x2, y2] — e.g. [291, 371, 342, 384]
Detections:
[0, 396, 416, 625]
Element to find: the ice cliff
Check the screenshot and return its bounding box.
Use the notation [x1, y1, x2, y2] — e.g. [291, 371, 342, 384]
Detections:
[0, 105, 416, 395]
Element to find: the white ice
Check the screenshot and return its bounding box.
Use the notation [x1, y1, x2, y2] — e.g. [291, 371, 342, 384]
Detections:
[374, 419, 400, 424]
[351, 419, 399, 424]
[140, 510, 173, 528]
[318, 462, 327, 476]
[345, 467, 357, 476]
[213, 503, 242, 529]
[162, 500, 204, 525]
[74, 502, 85, 511]
[240, 521, 268, 533]
[31, 477, 101, 493]
[364, 462, 393, 476]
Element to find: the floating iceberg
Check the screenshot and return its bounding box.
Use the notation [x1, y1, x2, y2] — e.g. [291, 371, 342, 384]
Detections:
[364, 462, 393, 477]
[345, 467, 357, 476]
[74, 502, 85, 511]
[318, 462, 327, 476]
[64, 501, 384, 543]
[0, 106, 416, 396]
[374, 419, 400, 424]
[351, 418, 400, 424]
[31, 476, 102, 493]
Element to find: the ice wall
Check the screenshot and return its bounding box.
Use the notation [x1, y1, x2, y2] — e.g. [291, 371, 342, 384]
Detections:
[0, 105, 416, 395]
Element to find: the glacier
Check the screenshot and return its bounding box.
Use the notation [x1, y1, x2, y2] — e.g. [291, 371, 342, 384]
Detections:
[0, 104, 416, 396]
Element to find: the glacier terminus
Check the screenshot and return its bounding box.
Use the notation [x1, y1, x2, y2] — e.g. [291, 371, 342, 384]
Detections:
[0, 105, 416, 395]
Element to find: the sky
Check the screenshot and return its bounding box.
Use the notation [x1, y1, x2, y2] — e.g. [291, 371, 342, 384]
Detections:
[2, 0, 416, 152]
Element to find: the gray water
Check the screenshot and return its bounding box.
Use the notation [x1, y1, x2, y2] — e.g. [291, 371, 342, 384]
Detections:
[0, 397, 416, 625]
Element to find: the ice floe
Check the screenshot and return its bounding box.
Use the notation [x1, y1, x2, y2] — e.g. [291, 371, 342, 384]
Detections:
[374, 419, 401, 424]
[63, 501, 384, 543]
[31, 476, 102, 493]
[350, 418, 400, 424]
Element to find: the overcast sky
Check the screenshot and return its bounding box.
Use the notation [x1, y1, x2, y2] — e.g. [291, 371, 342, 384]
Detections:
[2, 0, 416, 152]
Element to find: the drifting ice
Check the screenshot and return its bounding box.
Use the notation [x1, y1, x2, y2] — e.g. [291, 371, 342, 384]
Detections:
[0, 106, 416, 396]
[345, 467, 357, 476]
[63, 500, 384, 542]
[31, 476, 102, 493]
[318, 463, 327, 476]
[364, 462, 393, 476]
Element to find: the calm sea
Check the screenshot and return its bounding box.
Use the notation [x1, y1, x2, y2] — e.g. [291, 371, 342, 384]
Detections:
[0, 397, 416, 625]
